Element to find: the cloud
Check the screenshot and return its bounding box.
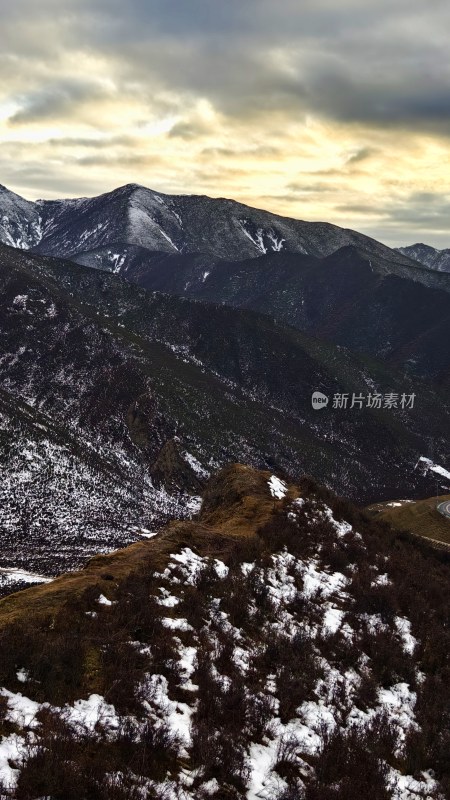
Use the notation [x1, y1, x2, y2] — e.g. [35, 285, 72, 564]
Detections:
[53, 0, 450, 133]
[201, 145, 280, 158]
[1, 1, 449, 132]
[168, 121, 210, 140]
[0, 3, 448, 132]
[333, 189, 450, 247]
[346, 147, 377, 165]
[8, 79, 114, 124]
[287, 182, 335, 195]
[44, 134, 135, 148]
[380, 191, 450, 229]
[1, 0, 450, 246]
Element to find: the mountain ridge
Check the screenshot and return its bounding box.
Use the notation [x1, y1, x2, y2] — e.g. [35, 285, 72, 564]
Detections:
[94, 243, 450, 385]
[1, 181, 447, 292]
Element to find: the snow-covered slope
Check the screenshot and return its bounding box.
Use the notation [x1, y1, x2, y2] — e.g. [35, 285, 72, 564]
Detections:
[0, 244, 211, 582]
[0, 386, 199, 582]
[32, 183, 434, 273]
[0, 185, 41, 250]
[1, 240, 449, 556]
[0, 183, 442, 291]
[0, 182, 359, 259]
[398, 242, 450, 273]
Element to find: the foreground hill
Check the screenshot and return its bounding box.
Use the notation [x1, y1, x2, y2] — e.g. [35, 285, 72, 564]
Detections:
[1, 242, 449, 581]
[0, 464, 449, 798]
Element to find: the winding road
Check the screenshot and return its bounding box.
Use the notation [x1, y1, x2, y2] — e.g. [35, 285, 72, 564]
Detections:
[437, 500, 450, 520]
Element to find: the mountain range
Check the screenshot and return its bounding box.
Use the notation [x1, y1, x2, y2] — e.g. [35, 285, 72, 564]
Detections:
[1, 180, 450, 796]
[1, 240, 449, 577]
[1, 183, 449, 389]
[113, 245, 450, 387]
[1, 182, 448, 289]
[0, 181, 449, 576]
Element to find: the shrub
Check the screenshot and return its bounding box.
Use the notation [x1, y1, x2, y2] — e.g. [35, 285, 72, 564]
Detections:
[305, 725, 390, 800]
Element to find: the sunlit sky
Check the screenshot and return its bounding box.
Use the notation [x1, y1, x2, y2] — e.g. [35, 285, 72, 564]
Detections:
[1, 0, 450, 247]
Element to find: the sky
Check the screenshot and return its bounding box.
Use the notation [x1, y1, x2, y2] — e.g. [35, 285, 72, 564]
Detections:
[1, 0, 450, 248]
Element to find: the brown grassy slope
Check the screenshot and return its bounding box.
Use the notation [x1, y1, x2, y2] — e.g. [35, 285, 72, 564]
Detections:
[366, 494, 450, 547]
[0, 464, 294, 628]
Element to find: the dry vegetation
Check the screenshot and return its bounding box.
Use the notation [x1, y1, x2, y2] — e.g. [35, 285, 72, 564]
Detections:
[367, 494, 450, 547]
[0, 465, 449, 798]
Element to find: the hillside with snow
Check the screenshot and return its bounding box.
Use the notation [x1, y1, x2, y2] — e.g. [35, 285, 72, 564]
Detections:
[1, 240, 449, 586]
[0, 185, 41, 251]
[0, 464, 449, 799]
[2, 182, 449, 386]
[398, 243, 450, 274]
[0, 182, 448, 295]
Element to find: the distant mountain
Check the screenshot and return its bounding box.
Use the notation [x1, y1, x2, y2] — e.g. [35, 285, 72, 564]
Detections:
[1, 242, 449, 579]
[0, 182, 447, 292]
[0, 184, 41, 249]
[2, 183, 449, 385]
[397, 242, 450, 273]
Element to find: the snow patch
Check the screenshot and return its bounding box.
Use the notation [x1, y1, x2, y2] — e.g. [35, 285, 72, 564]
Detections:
[0, 689, 40, 729]
[395, 616, 417, 655]
[182, 450, 210, 479]
[417, 456, 450, 482]
[98, 594, 113, 606]
[162, 617, 194, 632]
[63, 694, 120, 734]
[268, 475, 288, 499]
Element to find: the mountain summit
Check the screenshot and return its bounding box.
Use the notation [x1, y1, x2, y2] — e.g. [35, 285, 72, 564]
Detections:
[0, 182, 446, 291]
[398, 242, 450, 273]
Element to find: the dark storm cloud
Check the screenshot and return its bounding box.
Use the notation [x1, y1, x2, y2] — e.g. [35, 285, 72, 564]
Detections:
[1, 0, 450, 248]
[94, 0, 450, 131]
[2, 0, 450, 133]
[303, 68, 450, 132]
